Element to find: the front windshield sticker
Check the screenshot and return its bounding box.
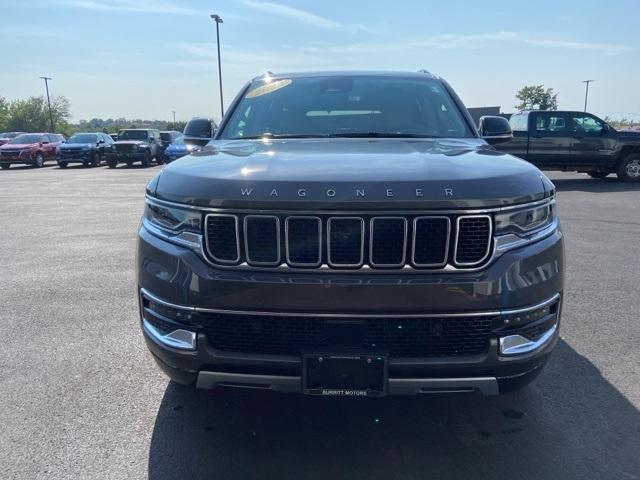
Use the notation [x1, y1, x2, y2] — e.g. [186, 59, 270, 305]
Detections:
[245, 79, 292, 98]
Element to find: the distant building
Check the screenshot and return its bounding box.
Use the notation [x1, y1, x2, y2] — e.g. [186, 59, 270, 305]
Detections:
[467, 107, 512, 127]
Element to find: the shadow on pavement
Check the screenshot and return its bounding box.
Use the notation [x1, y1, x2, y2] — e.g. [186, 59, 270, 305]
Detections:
[148, 340, 640, 480]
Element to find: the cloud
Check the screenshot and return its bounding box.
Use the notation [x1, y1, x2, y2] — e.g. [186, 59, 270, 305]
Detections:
[61, 0, 202, 16]
[241, 1, 371, 33]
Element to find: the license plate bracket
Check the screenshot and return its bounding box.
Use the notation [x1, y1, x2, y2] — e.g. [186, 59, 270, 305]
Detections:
[303, 353, 388, 397]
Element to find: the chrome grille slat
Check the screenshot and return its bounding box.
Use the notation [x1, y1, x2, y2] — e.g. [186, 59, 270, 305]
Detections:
[327, 217, 365, 267]
[412, 216, 451, 267]
[285, 216, 322, 267]
[244, 215, 280, 266]
[370, 217, 407, 267]
[202, 212, 494, 271]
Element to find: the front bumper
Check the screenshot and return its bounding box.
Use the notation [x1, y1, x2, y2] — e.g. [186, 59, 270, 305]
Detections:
[56, 152, 92, 163]
[137, 223, 564, 395]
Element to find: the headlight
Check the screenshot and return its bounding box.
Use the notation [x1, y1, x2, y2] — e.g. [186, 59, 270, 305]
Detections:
[143, 199, 202, 249]
[495, 202, 554, 235]
[494, 198, 558, 253]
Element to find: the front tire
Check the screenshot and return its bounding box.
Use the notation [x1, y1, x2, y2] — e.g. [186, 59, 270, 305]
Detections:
[617, 154, 640, 182]
[141, 152, 151, 167]
[32, 152, 44, 168]
[107, 159, 117, 169]
[587, 170, 610, 179]
[58, 162, 68, 169]
[92, 152, 101, 167]
[0, 165, 9, 170]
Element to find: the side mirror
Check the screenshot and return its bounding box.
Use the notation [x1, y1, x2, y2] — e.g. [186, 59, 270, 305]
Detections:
[98, 139, 105, 144]
[602, 124, 610, 133]
[478, 116, 513, 145]
[42, 140, 50, 145]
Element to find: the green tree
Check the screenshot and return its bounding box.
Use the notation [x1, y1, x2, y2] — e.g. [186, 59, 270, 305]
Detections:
[7, 95, 71, 133]
[0, 96, 9, 132]
[515, 85, 558, 111]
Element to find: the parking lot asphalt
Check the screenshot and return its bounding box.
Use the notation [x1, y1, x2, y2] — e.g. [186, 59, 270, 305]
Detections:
[0, 162, 639, 480]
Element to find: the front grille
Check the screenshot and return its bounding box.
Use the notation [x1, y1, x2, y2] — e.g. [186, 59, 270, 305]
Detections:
[115, 144, 134, 153]
[201, 313, 496, 357]
[203, 212, 493, 270]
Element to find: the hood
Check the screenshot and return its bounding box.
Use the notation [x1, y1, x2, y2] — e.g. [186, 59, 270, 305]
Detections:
[617, 130, 640, 141]
[154, 138, 548, 209]
[115, 140, 147, 146]
[0, 143, 38, 149]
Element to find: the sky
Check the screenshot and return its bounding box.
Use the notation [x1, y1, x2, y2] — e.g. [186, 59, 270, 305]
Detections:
[1, 0, 638, 124]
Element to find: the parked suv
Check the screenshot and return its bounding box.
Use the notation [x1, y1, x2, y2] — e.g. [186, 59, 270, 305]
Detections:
[138, 71, 564, 396]
[0, 133, 65, 169]
[56, 132, 114, 168]
[108, 129, 161, 168]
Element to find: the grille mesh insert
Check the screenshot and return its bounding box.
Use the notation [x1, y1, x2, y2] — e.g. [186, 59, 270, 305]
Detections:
[413, 217, 449, 266]
[206, 215, 239, 262]
[245, 216, 279, 264]
[455, 216, 491, 265]
[199, 313, 496, 357]
[286, 217, 321, 265]
[328, 218, 363, 266]
[371, 218, 406, 266]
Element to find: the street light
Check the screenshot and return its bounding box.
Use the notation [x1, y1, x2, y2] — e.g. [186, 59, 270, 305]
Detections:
[39, 76, 55, 132]
[582, 80, 594, 112]
[210, 13, 224, 119]
[171, 110, 176, 124]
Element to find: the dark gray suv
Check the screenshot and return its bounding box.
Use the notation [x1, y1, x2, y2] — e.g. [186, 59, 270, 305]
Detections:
[137, 71, 564, 396]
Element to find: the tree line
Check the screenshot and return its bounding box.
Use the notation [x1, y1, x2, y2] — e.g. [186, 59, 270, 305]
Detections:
[0, 95, 186, 136]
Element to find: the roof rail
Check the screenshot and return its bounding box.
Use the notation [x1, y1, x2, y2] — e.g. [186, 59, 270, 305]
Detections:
[417, 69, 432, 75]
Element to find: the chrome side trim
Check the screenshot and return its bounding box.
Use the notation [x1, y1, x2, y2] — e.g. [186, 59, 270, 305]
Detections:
[204, 214, 241, 264]
[411, 216, 451, 268]
[369, 217, 408, 267]
[243, 215, 281, 266]
[453, 214, 493, 267]
[139, 288, 560, 319]
[142, 319, 197, 350]
[284, 216, 322, 267]
[499, 323, 558, 356]
[327, 217, 365, 268]
[145, 194, 553, 215]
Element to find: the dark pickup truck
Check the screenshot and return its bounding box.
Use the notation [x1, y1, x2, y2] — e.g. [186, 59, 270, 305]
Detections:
[495, 110, 640, 181]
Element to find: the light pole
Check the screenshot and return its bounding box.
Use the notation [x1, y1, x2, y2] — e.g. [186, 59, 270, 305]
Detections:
[171, 110, 176, 124]
[39, 76, 54, 132]
[582, 80, 594, 112]
[210, 14, 224, 119]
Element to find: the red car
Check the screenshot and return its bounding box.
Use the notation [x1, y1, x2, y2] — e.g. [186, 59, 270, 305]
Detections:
[0, 133, 65, 169]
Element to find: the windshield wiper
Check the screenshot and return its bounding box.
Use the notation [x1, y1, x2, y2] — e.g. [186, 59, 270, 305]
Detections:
[228, 133, 330, 140]
[327, 132, 440, 138]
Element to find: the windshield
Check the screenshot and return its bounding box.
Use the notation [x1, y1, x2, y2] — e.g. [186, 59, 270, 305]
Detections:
[170, 135, 186, 145]
[118, 130, 149, 141]
[220, 75, 473, 139]
[67, 134, 97, 144]
[8, 134, 43, 144]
